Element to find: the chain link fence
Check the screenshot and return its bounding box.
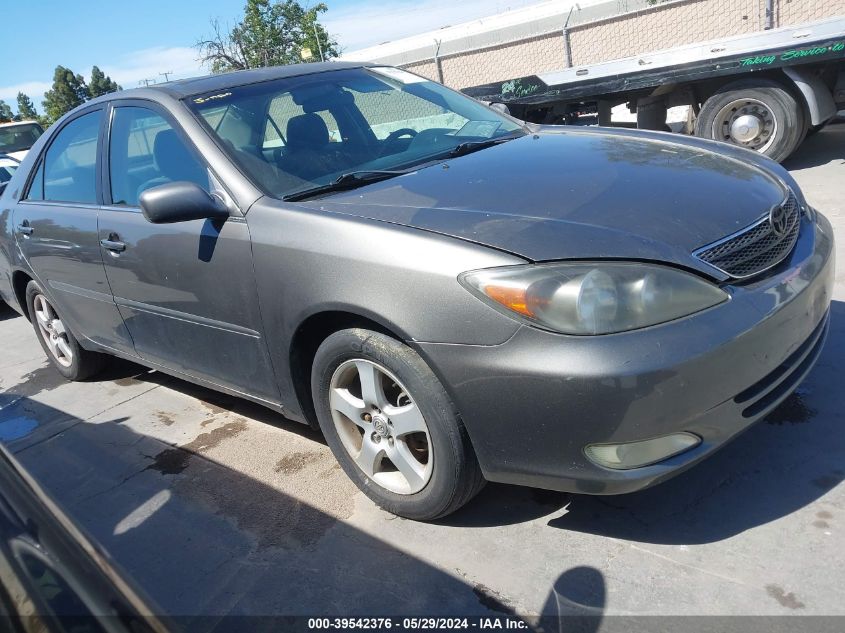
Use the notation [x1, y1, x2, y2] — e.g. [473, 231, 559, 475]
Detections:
[386, 0, 845, 90]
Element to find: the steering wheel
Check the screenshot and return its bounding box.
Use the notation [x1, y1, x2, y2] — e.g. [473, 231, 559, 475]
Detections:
[379, 128, 418, 156]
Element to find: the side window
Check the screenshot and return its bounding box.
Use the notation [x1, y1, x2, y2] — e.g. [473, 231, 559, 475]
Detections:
[109, 106, 209, 207]
[28, 111, 102, 204]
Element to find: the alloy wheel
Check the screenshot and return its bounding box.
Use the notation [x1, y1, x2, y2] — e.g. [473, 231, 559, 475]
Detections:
[33, 294, 74, 368]
[329, 359, 433, 494]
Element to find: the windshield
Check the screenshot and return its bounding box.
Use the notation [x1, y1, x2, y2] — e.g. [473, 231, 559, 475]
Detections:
[186, 67, 525, 199]
[0, 123, 44, 154]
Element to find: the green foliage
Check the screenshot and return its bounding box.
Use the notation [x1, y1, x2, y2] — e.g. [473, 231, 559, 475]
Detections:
[40, 65, 123, 125]
[42, 66, 90, 124]
[197, 0, 339, 73]
[16, 92, 38, 120]
[0, 100, 13, 122]
[89, 66, 122, 98]
[299, 3, 335, 62]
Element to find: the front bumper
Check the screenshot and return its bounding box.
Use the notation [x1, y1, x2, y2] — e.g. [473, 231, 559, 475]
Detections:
[416, 213, 835, 494]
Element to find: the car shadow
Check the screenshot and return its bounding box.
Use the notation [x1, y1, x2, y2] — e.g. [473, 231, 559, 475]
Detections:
[436, 483, 572, 527]
[0, 394, 524, 625]
[783, 120, 845, 170]
[95, 357, 326, 444]
[0, 301, 19, 322]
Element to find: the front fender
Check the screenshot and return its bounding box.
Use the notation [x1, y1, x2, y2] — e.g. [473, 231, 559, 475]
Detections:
[245, 200, 524, 415]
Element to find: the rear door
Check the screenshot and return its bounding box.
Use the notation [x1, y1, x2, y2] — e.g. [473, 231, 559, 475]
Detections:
[97, 100, 280, 402]
[13, 107, 134, 355]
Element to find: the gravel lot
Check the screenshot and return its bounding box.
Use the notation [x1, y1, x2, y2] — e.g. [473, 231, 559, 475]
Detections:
[1, 124, 843, 630]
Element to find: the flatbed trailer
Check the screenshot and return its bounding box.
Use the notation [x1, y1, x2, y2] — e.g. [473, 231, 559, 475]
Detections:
[463, 17, 845, 162]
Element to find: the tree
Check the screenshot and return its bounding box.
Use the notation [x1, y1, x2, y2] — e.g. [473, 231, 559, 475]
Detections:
[0, 100, 13, 122]
[16, 92, 38, 120]
[42, 66, 91, 124]
[197, 0, 338, 73]
[88, 66, 121, 98]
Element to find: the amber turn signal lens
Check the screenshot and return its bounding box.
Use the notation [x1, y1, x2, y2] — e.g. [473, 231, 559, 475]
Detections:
[482, 284, 534, 317]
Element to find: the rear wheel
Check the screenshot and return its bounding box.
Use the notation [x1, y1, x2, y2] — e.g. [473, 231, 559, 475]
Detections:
[695, 79, 806, 162]
[311, 328, 485, 520]
[26, 281, 106, 381]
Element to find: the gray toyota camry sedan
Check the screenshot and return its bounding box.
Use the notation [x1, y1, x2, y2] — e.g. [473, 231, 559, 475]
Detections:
[0, 62, 833, 519]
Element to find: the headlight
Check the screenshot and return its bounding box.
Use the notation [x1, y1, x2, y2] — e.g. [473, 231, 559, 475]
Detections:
[460, 262, 728, 335]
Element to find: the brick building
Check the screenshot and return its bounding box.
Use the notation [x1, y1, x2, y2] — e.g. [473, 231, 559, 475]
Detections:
[341, 0, 845, 91]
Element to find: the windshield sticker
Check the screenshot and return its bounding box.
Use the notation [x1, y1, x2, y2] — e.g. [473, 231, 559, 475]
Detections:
[193, 92, 233, 104]
[371, 67, 427, 85]
[740, 41, 844, 66]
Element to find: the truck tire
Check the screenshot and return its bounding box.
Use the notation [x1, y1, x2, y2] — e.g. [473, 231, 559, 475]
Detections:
[695, 79, 806, 163]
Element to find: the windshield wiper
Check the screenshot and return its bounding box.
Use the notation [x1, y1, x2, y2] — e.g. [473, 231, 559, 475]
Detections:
[447, 132, 524, 158]
[283, 169, 413, 202]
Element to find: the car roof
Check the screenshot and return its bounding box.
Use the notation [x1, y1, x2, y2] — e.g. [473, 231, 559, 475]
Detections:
[0, 120, 41, 128]
[111, 61, 376, 102]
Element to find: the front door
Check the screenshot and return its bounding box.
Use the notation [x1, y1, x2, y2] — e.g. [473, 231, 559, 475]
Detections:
[97, 103, 280, 402]
[13, 108, 133, 355]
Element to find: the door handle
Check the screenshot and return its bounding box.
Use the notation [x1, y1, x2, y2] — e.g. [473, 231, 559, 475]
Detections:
[100, 238, 126, 253]
[16, 222, 33, 236]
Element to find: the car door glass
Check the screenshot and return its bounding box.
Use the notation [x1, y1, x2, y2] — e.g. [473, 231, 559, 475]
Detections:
[28, 111, 101, 204]
[109, 106, 209, 207]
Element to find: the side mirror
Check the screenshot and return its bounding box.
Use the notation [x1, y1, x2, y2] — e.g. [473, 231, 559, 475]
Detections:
[139, 181, 229, 224]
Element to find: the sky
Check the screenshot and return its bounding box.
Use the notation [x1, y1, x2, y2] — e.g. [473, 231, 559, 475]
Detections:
[0, 0, 544, 112]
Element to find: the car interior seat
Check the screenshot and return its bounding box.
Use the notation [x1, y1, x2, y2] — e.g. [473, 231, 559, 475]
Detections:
[136, 130, 208, 202]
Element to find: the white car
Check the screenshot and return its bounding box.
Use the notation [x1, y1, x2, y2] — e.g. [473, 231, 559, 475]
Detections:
[0, 120, 44, 162]
[0, 154, 20, 186]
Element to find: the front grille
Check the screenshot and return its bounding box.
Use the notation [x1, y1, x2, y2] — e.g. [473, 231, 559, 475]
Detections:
[694, 191, 802, 279]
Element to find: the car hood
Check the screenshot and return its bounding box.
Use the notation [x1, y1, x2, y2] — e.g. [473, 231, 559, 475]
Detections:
[299, 128, 791, 279]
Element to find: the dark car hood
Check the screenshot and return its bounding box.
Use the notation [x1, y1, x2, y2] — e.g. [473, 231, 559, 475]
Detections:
[300, 128, 790, 279]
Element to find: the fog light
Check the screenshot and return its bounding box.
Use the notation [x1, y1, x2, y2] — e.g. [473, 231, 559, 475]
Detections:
[584, 433, 701, 470]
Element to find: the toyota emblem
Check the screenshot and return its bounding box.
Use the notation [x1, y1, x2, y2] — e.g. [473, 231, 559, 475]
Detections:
[770, 204, 789, 237]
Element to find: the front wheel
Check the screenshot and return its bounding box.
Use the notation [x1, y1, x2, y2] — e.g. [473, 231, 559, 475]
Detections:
[26, 281, 106, 381]
[695, 79, 806, 163]
[311, 329, 485, 520]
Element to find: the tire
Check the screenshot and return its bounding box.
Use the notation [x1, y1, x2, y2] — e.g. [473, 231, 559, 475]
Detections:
[26, 280, 106, 381]
[311, 328, 485, 520]
[695, 79, 806, 163]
